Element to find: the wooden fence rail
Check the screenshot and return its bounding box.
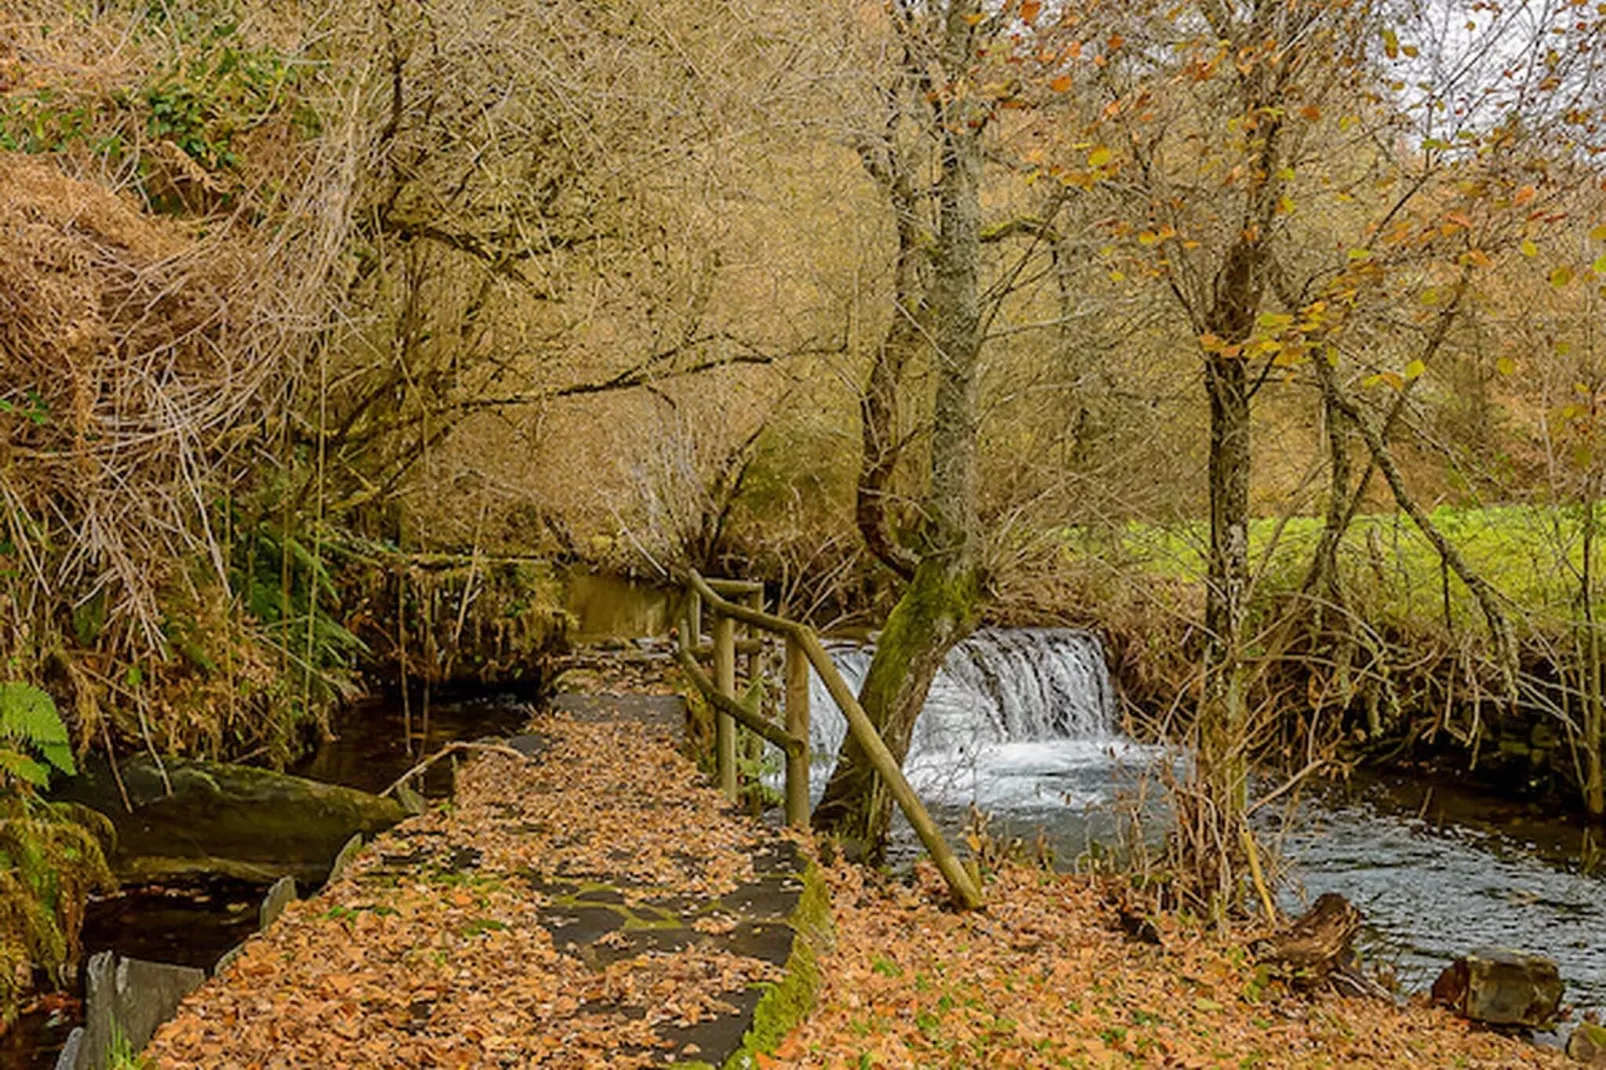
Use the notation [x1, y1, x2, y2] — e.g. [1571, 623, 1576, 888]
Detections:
[673, 570, 984, 909]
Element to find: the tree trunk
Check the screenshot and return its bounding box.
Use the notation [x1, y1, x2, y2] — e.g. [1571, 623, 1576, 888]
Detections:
[810, 557, 982, 859]
[1196, 235, 1261, 858]
[1580, 473, 1605, 819]
[1199, 347, 1253, 822]
[855, 143, 925, 582]
[814, 0, 987, 860]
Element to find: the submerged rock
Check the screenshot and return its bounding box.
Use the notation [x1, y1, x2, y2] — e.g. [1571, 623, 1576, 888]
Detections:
[53, 756, 407, 883]
[1431, 947, 1563, 1027]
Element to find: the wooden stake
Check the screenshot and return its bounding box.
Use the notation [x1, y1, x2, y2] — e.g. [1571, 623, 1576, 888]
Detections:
[784, 635, 810, 830]
[714, 612, 737, 801]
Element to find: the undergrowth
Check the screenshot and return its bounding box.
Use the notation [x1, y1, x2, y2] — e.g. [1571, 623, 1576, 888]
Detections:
[0, 684, 114, 1024]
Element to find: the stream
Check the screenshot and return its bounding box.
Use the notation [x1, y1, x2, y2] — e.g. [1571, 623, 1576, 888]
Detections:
[5, 693, 531, 1069]
[9, 623, 1604, 1066]
[798, 631, 1606, 1011]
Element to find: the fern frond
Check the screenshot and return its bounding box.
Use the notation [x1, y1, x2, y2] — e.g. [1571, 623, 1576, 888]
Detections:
[0, 749, 49, 788]
[0, 683, 76, 778]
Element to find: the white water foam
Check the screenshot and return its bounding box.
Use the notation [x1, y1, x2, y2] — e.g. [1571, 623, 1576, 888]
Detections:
[799, 628, 1151, 811]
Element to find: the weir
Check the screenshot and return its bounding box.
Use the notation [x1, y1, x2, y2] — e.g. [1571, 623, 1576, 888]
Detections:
[805, 628, 1116, 763]
[792, 628, 1142, 815]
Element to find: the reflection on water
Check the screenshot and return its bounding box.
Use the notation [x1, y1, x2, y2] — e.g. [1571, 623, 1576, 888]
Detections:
[564, 570, 671, 642]
[293, 693, 531, 796]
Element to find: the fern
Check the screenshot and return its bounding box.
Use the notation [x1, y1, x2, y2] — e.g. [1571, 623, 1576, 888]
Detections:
[0, 682, 76, 782]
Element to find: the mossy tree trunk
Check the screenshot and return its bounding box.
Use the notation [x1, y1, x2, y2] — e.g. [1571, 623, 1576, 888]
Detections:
[811, 558, 982, 859]
[812, 0, 988, 862]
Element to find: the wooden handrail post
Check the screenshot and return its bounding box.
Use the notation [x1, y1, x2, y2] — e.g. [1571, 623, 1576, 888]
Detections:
[784, 634, 810, 830]
[713, 611, 738, 801]
[679, 570, 983, 908]
[794, 630, 985, 909]
[685, 590, 703, 649]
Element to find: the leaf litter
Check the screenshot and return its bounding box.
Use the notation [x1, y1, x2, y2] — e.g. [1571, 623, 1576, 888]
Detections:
[148, 711, 781, 1069]
[773, 860, 1567, 1068]
[147, 650, 1568, 1069]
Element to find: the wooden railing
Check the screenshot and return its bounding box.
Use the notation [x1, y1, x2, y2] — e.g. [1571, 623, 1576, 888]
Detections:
[673, 570, 983, 909]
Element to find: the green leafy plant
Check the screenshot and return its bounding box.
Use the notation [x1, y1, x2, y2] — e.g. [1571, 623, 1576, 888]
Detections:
[0, 683, 113, 1024]
[0, 682, 76, 789]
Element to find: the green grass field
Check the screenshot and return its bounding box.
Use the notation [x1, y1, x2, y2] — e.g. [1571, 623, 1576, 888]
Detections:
[1068, 503, 1606, 639]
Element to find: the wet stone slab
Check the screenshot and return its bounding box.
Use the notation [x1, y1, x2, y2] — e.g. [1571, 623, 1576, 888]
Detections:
[552, 692, 687, 740]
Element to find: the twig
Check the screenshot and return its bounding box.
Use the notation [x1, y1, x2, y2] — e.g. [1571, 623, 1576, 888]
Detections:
[378, 741, 531, 799]
[101, 720, 133, 814]
[1241, 827, 1279, 927]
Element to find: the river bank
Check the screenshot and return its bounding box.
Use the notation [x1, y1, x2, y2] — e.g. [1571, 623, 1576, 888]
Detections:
[787, 858, 1565, 1069]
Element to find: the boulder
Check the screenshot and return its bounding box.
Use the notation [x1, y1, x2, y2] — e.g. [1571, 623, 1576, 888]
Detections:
[52, 756, 407, 883]
[57, 952, 206, 1070]
[1431, 947, 1563, 1027]
[1569, 1021, 1606, 1065]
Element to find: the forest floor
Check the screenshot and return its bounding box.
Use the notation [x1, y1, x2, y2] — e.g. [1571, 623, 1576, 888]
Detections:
[145, 698, 814, 1070]
[785, 859, 1566, 1068]
[144, 648, 1565, 1068]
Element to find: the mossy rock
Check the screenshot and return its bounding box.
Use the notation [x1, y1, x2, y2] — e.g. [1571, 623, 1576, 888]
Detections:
[53, 757, 406, 883]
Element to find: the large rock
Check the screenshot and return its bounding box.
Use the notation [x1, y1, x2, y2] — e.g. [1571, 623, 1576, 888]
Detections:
[1431, 947, 1563, 1027]
[53, 756, 407, 883]
[57, 952, 206, 1070]
[1569, 1021, 1606, 1065]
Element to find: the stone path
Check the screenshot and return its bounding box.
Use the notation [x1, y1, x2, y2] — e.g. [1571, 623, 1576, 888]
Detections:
[144, 694, 825, 1069]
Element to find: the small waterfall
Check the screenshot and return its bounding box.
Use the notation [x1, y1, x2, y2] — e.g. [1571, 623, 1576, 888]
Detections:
[805, 628, 1115, 762]
[793, 628, 1131, 811]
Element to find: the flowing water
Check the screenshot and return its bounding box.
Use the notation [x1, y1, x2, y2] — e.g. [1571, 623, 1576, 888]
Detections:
[12, 626, 1606, 1065]
[795, 630, 1606, 1011]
